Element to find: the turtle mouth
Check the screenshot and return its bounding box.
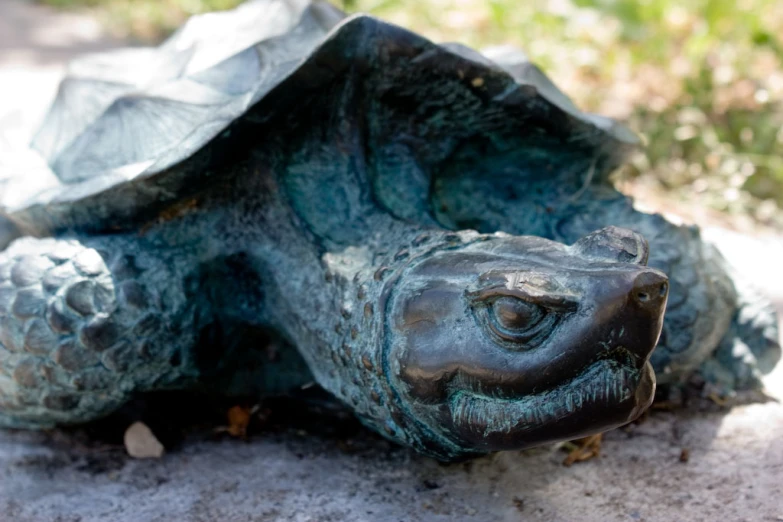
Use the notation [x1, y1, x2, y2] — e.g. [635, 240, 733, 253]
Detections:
[447, 353, 655, 452]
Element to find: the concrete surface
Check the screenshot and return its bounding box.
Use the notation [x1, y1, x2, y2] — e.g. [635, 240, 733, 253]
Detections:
[0, 2, 782, 521]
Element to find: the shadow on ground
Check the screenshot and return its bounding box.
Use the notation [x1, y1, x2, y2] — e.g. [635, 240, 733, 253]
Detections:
[1, 385, 781, 522]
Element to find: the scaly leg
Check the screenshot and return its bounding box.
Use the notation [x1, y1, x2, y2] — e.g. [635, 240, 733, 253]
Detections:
[0, 235, 200, 428]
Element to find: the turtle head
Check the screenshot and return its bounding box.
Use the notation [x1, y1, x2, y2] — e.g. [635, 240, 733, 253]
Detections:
[382, 226, 666, 459]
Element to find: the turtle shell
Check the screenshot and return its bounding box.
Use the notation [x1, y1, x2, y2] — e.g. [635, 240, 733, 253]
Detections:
[0, 0, 638, 237]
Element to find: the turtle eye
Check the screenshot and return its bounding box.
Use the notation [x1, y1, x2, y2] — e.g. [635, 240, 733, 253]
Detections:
[491, 296, 545, 332]
[486, 296, 553, 345]
[466, 290, 570, 348]
[466, 284, 576, 349]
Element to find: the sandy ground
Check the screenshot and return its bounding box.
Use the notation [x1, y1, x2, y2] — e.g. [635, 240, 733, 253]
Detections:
[0, 2, 781, 521]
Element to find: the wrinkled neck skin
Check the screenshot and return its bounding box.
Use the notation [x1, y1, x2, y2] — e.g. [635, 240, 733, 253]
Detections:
[249, 215, 467, 451]
[172, 141, 460, 453]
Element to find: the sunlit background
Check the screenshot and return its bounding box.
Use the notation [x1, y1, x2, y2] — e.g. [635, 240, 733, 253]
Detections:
[34, 0, 783, 232]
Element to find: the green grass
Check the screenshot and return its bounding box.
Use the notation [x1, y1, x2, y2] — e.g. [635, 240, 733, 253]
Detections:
[40, 0, 783, 228]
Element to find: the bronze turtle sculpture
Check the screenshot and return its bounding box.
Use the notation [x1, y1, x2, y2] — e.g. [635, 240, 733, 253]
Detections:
[0, 0, 777, 460]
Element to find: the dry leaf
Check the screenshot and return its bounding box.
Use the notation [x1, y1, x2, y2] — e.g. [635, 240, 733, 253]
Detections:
[226, 405, 252, 438]
[562, 433, 602, 466]
[124, 421, 165, 459]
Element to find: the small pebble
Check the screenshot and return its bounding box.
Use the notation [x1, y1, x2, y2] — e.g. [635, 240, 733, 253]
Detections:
[124, 422, 164, 459]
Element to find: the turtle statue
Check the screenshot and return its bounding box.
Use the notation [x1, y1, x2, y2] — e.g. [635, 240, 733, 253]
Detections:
[0, 0, 778, 461]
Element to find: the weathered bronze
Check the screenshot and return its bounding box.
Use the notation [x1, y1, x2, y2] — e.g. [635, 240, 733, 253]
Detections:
[0, 0, 777, 460]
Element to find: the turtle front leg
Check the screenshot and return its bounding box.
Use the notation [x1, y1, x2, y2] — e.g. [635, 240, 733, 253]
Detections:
[0, 236, 201, 428]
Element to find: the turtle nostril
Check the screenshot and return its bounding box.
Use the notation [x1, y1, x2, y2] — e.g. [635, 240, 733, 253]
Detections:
[631, 270, 668, 309]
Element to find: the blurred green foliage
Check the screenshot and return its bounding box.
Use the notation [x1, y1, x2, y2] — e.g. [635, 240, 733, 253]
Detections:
[40, 0, 783, 227]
